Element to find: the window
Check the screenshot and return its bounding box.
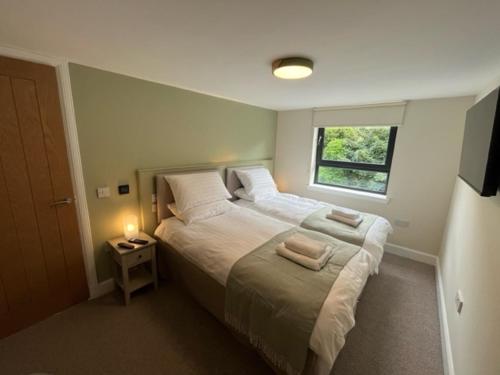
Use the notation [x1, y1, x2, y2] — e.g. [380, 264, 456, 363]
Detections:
[314, 126, 397, 194]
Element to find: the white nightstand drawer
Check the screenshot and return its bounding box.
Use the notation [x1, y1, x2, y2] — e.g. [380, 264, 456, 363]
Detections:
[124, 247, 152, 267]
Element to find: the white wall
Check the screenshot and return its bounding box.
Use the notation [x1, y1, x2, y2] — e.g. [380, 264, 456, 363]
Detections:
[439, 86, 500, 375]
[275, 96, 474, 255]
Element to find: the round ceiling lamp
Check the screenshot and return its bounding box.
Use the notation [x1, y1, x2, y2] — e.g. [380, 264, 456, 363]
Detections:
[272, 57, 314, 79]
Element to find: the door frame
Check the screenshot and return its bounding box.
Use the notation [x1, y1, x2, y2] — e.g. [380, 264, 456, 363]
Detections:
[0, 45, 100, 298]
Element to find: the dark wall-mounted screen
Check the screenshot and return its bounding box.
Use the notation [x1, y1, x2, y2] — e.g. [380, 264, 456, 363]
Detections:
[458, 87, 500, 196]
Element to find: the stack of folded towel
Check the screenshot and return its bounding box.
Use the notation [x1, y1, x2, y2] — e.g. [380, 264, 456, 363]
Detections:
[326, 206, 363, 227]
[276, 233, 333, 271]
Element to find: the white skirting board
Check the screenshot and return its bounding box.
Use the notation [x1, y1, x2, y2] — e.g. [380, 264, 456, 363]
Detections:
[91, 278, 115, 299]
[384, 242, 437, 265]
[436, 258, 455, 375]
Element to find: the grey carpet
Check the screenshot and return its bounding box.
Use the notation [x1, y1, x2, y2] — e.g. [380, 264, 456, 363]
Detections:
[0, 253, 442, 375]
[332, 253, 443, 375]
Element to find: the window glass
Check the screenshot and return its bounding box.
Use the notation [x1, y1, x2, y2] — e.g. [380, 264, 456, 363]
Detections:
[317, 166, 388, 193]
[314, 126, 397, 194]
[321, 127, 391, 165]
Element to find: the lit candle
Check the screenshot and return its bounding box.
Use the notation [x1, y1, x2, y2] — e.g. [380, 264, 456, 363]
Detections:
[123, 214, 139, 239]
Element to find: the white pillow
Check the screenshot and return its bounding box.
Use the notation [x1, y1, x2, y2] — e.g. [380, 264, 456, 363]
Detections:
[234, 188, 255, 201]
[167, 203, 182, 218]
[235, 168, 278, 200]
[233, 188, 275, 202]
[168, 201, 235, 225]
[165, 171, 231, 214]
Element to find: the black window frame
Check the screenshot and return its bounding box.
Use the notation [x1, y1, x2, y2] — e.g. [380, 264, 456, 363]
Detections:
[314, 126, 398, 195]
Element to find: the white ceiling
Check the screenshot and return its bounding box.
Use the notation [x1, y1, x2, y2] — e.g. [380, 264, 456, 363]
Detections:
[1, 0, 500, 110]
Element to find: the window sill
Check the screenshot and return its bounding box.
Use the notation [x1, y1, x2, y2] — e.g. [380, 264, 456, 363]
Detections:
[307, 184, 391, 204]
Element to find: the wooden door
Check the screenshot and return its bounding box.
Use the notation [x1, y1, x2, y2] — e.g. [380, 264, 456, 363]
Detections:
[0, 56, 89, 338]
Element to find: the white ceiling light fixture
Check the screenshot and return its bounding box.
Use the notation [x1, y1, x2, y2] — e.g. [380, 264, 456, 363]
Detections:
[272, 57, 314, 80]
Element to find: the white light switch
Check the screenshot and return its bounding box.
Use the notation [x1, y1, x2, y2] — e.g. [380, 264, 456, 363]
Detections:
[97, 187, 110, 199]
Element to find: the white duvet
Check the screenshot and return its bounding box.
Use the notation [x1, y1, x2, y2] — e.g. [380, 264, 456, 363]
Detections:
[234, 193, 392, 273]
[154, 206, 372, 374]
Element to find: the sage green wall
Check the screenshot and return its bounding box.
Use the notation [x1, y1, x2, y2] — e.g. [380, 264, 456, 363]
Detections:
[69, 64, 277, 282]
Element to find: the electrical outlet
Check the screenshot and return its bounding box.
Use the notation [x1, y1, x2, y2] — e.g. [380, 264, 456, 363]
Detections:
[96, 187, 110, 199]
[394, 219, 410, 228]
[455, 290, 464, 314]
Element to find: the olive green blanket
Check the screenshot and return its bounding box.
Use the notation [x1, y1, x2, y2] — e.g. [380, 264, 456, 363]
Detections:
[301, 207, 378, 246]
[225, 227, 361, 375]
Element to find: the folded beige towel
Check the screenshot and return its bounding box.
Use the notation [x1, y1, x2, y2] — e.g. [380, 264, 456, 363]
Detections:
[284, 233, 330, 259]
[276, 243, 333, 271]
[331, 206, 360, 220]
[327, 213, 363, 228]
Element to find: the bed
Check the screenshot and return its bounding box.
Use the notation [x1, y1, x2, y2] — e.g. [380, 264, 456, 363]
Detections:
[226, 166, 393, 273]
[155, 207, 372, 375]
[137, 162, 374, 375]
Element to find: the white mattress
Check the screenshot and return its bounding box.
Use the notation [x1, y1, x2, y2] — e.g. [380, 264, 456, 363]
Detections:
[234, 193, 393, 273]
[154, 206, 372, 374]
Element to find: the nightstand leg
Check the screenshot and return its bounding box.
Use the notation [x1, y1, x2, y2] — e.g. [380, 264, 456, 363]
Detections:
[152, 248, 158, 290]
[121, 265, 130, 305]
[112, 261, 119, 288]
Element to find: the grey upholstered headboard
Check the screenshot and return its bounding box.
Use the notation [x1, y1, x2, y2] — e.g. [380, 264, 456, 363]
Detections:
[136, 159, 273, 235]
[225, 165, 268, 197]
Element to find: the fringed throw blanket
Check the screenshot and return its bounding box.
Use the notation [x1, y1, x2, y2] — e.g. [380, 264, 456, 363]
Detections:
[301, 207, 378, 246]
[225, 228, 361, 375]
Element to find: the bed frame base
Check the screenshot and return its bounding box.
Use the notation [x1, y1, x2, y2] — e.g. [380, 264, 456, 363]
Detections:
[155, 238, 320, 375]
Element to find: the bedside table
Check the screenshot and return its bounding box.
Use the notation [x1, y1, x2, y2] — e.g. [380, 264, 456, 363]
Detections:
[107, 232, 158, 305]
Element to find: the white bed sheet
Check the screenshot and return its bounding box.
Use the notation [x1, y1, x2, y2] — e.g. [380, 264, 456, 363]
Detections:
[234, 193, 392, 273]
[154, 206, 372, 374]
